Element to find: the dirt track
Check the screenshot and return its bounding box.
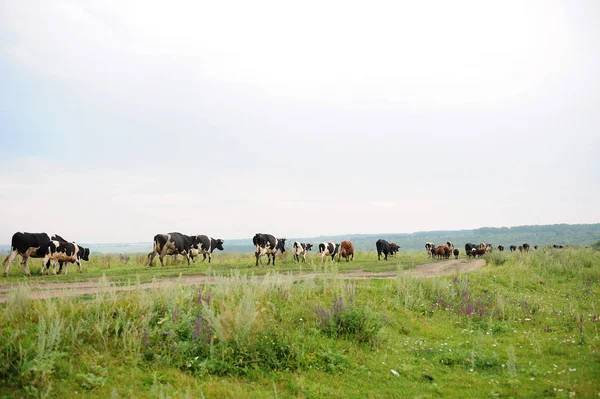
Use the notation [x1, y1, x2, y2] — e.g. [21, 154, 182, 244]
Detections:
[0, 258, 485, 303]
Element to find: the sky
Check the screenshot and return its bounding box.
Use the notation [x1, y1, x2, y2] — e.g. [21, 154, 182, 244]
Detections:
[0, 0, 599, 243]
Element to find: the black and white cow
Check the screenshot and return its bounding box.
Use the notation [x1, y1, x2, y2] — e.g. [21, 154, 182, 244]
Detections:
[318, 242, 340, 262]
[509, 245, 517, 252]
[498, 245, 505, 252]
[253, 233, 286, 266]
[42, 241, 90, 275]
[292, 242, 313, 263]
[190, 235, 224, 263]
[376, 239, 393, 261]
[147, 232, 196, 267]
[3, 232, 68, 277]
[425, 242, 435, 257]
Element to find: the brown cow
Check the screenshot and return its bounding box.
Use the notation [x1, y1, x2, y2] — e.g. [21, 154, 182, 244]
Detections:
[338, 241, 354, 262]
[453, 248, 459, 259]
[518, 245, 524, 252]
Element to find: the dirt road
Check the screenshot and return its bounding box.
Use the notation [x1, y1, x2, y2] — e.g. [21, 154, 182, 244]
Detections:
[0, 258, 485, 303]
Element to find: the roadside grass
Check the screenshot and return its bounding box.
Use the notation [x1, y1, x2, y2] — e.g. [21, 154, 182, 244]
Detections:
[0, 248, 598, 398]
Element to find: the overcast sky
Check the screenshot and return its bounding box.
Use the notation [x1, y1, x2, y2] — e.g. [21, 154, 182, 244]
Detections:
[1, 0, 599, 243]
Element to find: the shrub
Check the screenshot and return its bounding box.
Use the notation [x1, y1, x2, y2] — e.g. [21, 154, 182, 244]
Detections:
[315, 296, 383, 344]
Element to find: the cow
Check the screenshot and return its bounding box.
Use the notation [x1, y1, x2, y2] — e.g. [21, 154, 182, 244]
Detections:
[471, 248, 487, 257]
[522, 243, 530, 252]
[41, 241, 90, 275]
[453, 248, 459, 259]
[148, 232, 196, 267]
[376, 239, 394, 261]
[431, 246, 439, 258]
[435, 245, 451, 260]
[292, 242, 313, 263]
[189, 235, 224, 263]
[518, 245, 524, 252]
[319, 242, 340, 262]
[425, 242, 435, 257]
[553, 244, 564, 249]
[338, 241, 354, 262]
[3, 232, 69, 277]
[497, 245, 505, 252]
[390, 243, 400, 255]
[509, 245, 517, 252]
[119, 254, 131, 263]
[253, 233, 286, 266]
[534, 245, 538, 250]
[465, 243, 477, 257]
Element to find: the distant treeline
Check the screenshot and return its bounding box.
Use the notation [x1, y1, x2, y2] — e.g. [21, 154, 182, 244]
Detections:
[2, 223, 598, 255]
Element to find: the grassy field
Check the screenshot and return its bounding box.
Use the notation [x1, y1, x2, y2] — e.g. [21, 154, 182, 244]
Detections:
[1, 248, 599, 398]
[1, 250, 429, 285]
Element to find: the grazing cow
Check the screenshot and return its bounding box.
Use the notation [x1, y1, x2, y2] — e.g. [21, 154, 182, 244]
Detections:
[522, 243, 530, 252]
[253, 233, 286, 266]
[3, 232, 69, 277]
[497, 245, 504, 252]
[376, 239, 394, 261]
[534, 245, 538, 250]
[319, 242, 340, 261]
[190, 235, 224, 263]
[390, 243, 401, 255]
[518, 245, 524, 252]
[42, 241, 90, 275]
[510, 245, 517, 252]
[148, 232, 196, 267]
[465, 243, 477, 257]
[119, 254, 131, 263]
[453, 248, 459, 259]
[425, 242, 435, 257]
[552, 244, 564, 249]
[338, 241, 354, 262]
[292, 242, 313, 263]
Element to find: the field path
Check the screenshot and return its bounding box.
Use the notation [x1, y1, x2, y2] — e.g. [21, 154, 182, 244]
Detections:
[0, 258, 485, 303]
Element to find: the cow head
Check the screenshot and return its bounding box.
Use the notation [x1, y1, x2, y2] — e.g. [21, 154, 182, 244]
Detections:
[306, 243, 313, 251]
[277, 238, 286, 253]
[80, 247, 90, 261]
[335, 243, 340, 253]
[214, 238, 224, 251]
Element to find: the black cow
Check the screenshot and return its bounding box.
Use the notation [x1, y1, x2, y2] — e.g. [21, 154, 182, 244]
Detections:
[3, 232, 68, 277]
[42, 241, 90, 275]
[498, 245, 505, 252]
[147, 232, 197, 267]
[253, 233, 286, 266]
[522, 243, 530, 252]
[509, 245, 517, 252]
[465, 243, 478, 257]
[376, 239, 394, 261]
[293, 242, 313, 263]
[318, 242, 340, 261]
[190, 235, 224, 263]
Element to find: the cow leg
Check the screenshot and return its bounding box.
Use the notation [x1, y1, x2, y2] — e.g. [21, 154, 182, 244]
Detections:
[3, 249, 19, 277]
[267, 253, 272, 266]
[147, 251, 157, 267]
[20, 255, 32, 277]
[77, 259, 83, 273]
[62, 261, 68, 275]
[351, 253, 354, 261]
[186, 253, 191, 265]
[202, 253, 207, 262]
[159, 255, 165, 267]
[272, 253, 276, 266]
[208, 253, 212, 263]
[255, 251, 260, 266]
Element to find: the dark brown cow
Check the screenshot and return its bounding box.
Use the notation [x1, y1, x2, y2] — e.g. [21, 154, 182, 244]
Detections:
[453, 248, 459, 259]
[338, 241, 354, 262]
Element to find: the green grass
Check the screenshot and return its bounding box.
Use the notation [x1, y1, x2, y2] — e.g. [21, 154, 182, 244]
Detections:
[1, 248, 599, 398]
[1, 250, 429, 286]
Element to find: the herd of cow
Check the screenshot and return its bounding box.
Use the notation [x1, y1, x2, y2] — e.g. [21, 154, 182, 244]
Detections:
[2, 231, 567, 277]
[425, 241, 562, 260]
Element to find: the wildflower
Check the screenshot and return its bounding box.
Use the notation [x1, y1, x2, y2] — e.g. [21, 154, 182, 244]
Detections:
[391, 369, 400, 377]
